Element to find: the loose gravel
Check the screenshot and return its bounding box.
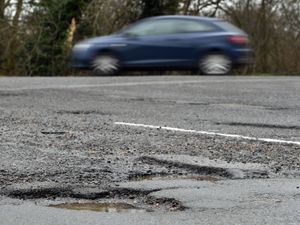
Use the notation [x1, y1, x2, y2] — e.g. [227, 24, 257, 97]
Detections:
[1, 107, 299, 190]
[0, 77, 299, 194]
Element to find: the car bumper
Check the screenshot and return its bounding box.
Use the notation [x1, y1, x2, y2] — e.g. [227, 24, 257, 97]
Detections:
[233, 49, 254, 65]
[71, 48, 95, 69]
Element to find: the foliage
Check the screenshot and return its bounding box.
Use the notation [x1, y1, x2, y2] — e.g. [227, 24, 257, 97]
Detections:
[19, 0, 90, 75]
[140, 0, 179, 18]
[0, 0, 300, 75]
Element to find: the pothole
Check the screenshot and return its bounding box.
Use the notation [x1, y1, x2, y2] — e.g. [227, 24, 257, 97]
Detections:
[56, 110, 112, 116]
[49, 202, 147, 213]
[214, 122, 300, 130]
[137, 156, 269, 179]
[265, 106, 299, 111]
[0, 91, 27, 97]
[41, 131, 68, 135]
[138, 156, 232, 178]
[130, 174, 219, 182]
[2, 184, 186, 212]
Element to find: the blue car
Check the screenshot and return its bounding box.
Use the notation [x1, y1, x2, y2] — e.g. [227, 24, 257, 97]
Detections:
[71, 15, 252, 75]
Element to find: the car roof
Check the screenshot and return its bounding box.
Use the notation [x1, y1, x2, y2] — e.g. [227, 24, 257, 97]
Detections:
[148, 15, 222, 22]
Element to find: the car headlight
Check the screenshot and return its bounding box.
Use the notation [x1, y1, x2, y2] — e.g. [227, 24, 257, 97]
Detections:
[73, 43, 91, 50]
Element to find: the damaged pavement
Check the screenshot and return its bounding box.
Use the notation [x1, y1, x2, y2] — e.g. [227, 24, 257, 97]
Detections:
[0, 76, 300, 224]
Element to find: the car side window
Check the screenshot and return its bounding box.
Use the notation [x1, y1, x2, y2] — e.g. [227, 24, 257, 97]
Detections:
[174, 20, 216, 33]
[125, 20, 158, 36]
[126, 20, 178, 36]
[126, 19, 215, 37]
[148, 20, 178, 35]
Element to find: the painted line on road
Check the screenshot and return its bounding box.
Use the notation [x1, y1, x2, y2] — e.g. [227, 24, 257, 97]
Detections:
[115, 122, 300, 146]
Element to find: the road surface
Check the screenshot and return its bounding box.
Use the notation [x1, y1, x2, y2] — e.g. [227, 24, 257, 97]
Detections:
[0, 76, 299, 224]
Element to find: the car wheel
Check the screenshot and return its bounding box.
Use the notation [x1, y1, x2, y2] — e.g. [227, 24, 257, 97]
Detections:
[199, 53, 232, 75]
[92, 54, 120, 76]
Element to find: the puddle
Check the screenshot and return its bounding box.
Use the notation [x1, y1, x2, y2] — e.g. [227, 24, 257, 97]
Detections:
[49, 202, 147, 213]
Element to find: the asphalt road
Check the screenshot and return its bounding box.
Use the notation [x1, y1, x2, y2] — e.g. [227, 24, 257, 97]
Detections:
[0, 76, 299, 224]
[1, 76, 299, 139]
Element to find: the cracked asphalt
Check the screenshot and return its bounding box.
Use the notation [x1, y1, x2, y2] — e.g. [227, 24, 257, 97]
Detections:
[0, 75, 299, 224]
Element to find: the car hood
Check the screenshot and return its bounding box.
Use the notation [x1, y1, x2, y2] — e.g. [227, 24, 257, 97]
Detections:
[78, 34, 123, 45]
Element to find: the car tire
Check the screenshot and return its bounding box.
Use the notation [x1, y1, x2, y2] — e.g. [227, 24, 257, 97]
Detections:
[92, 53, 120, 76]
[199, 53, 232, 75]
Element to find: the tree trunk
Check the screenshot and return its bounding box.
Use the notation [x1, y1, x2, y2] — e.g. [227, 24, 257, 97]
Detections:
[183, 0, 192, 15]
[13, 0, 23, 28]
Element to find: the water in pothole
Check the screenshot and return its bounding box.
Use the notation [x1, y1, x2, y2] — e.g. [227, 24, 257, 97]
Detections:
[49, 202, 148, 213]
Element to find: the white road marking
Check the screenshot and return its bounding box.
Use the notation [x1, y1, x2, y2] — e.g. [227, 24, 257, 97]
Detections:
[115, 122, 300, 146]
[0, 78, 298, 91]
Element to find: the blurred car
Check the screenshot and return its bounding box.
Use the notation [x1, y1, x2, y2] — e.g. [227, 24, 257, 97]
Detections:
[71, 15, 252, 75]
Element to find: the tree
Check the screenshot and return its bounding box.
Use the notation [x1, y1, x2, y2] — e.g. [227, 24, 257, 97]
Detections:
[140, 0, 162, 18]
[0, 0, 25, 74]
[140, 0, 180, 19]
[20, 0, 90, 75]
[221, 0, 300, 74]
[1, 0, 300, 76]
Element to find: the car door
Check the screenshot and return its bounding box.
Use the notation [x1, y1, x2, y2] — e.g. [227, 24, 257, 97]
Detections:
[119, 19, 198, 68]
